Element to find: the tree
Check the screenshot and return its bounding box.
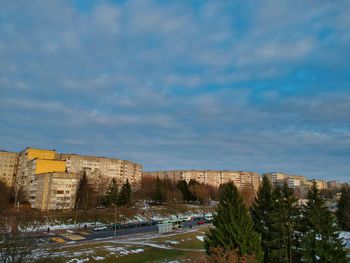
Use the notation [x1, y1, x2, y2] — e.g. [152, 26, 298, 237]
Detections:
[301, 182, 347, 263]
[105, 178, 119, 206]
[177, 180, 195, 202]
[251, 175, 274, 263]
[240, 184, 255, 207]
[118, 179, 132, 206]
[268, 183, 301, 263]
[204, 182, 263, 262]
[0, 212, 57, 263]
[337, 184, 350, 231]
[76, 171, 91, 210]
[151, 177, 165, 204]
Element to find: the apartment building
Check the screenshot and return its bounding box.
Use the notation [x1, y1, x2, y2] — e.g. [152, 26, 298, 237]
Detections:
[327, 180, 342, 190]
[263, 172, 308, 187]
[59, 153, 143, 190]
[15, 148, 67, 207]
[310, 179, 327, 190]
[143, 170, 260, 192]
[34, 172, 78, 211]
[0, 150, 18, 187]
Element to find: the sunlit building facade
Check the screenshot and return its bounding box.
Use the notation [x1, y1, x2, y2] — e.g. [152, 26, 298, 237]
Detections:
[143, 170, 260, 192]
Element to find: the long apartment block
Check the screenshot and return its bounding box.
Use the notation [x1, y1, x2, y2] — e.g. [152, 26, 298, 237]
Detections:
[1, 147, 142, 211]
[0, 150, 18, 187]
[143, 170, 261, 192]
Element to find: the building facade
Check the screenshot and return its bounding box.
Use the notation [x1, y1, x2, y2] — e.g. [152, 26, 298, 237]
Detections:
[59, 153, 143, 190]
[0, 150, 18, 187]
[263, 172, 308, 188]
[34, 172, 78, 211]
[15, 148, 67, 207]
[143, 170, 260, 192]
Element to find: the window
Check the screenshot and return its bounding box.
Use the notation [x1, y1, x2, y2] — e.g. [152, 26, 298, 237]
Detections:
[57, 190, 64, 194]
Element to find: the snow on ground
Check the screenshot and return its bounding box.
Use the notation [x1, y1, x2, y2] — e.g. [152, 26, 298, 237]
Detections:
[66, 258, 90, 263]
[339, 232, 350, 248]
[196, 236, 204, 241]
[92, 256, 105, 261]
[166, 240, 180, 245]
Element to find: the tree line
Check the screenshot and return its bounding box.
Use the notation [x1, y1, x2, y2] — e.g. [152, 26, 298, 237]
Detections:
[204, 176, 350, 263]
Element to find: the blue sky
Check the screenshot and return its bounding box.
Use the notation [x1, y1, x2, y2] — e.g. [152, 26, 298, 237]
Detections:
[1, 0, 350, 181]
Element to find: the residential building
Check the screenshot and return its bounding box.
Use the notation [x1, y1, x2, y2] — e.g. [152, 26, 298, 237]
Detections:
[15, 147, 66, 207]
[327, 180, 342, 190]
[263, 172, 308, 188]
[34, 172, 78, 211]
[143, 170, 260, 192]
[0, 150, 18, 187]
[59, 153, 143, 190]
[310, 179, 327, 190]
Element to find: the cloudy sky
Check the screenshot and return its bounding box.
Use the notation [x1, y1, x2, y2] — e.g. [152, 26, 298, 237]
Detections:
[1, 0, 350, 181]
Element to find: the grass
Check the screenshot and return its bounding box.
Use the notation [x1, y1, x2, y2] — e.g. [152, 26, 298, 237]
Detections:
[36, 243, 189, 263]
[151, 227, 209, 250]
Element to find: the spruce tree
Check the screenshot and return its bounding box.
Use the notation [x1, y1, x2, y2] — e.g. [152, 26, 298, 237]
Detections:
[152, 177, 165, 204]
[269, 183, 301, 263]
[105, 178, 118, 206]
[251, 175, 274, 263]
[118, 179, 132, 206]
[204, 182, 263, 262]
[337, 184, 350, 231]
[301, 182, 347, 263]
[76, 170, 90, 210]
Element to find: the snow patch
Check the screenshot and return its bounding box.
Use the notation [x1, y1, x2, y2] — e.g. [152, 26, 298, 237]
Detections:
[196, 236, 204, 241]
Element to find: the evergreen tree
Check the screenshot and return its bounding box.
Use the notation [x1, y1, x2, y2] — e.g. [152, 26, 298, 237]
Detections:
[204, 182, 263, 262]
[152, 177, 165, 204]
[177, 180, 192, 202]
[76, 170, 90, 210]
[301, 182, 347, 263]
[337, 184, 350, 231]
[118, 179, 132, 206]
[269, 183, 301, 263]
[105, 178, 118, 206]
[251, 175, 274, 263]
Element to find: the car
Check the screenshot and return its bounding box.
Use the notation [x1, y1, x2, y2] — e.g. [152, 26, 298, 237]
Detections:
[109, 223, 121, 230]
[93, 226, 108, 231]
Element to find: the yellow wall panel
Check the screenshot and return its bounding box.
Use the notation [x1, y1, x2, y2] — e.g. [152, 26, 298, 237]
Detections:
[26, 148, 56, 160]
[35, 160, 66, 174]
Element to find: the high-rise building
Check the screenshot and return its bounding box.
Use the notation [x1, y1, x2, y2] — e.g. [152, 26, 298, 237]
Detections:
[15, 148, 67, 207]
[34, 172, 78, 211]
[0, 150, 18, 187]
[327, 180, 342, 190]
[263, 172, 308, 188]
[143, 170, 260, 192]
[59, 153, 143, 190]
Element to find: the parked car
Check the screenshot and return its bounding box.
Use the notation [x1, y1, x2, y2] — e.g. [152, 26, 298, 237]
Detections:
[109, 223, 121, 230]
[93, 226, 108, 231]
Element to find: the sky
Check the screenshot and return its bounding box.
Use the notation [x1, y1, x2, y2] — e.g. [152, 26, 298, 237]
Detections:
[0, 0, 350, 181]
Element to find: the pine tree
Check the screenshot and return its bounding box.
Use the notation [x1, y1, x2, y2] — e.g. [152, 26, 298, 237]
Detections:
[336, 184, 350, 231]
[269, 183, 301, 263]
[118, 179, 132, 206]
[105, 178, 118, 206]
[251, 175, 274, 263]
[301, 182, 347, 263]
[76, 170, 89, 210]
[152, 177, 165, 204]
[177, 180, 193, 202]
[204, 182, 263, 262]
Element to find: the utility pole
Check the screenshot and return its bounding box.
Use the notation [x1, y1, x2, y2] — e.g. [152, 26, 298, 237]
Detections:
[114, 203, 117, 238]
[74, 198, 80, 230]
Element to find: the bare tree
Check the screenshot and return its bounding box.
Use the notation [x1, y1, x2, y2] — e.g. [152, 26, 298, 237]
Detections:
[0, 212, 57, 263]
